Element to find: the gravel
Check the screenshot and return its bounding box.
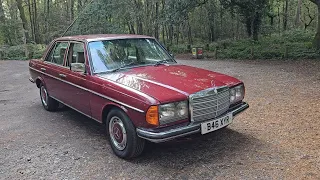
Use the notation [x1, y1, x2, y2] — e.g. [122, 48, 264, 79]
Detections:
[0, 59, 319, 179]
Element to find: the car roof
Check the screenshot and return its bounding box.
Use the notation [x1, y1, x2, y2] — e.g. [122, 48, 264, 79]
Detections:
[55, 34, 155, 42]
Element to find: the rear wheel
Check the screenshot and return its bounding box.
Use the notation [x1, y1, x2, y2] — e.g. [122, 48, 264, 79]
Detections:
[106, 108, 145, 159]
[40, 84, 59, 111]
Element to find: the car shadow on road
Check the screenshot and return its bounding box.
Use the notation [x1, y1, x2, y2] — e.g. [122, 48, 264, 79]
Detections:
[130, 128, 260, 170]
[53, 106, 260, 169]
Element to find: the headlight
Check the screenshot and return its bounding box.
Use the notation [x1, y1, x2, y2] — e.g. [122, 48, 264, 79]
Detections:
[230, 84, 245, 104]
[159, 101, 188, 125]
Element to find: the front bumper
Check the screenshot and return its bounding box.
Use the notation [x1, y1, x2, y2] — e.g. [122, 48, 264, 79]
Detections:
[136, 102, 249, 143]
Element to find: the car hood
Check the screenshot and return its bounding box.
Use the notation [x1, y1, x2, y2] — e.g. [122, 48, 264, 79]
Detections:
[97, 64, 241, 103]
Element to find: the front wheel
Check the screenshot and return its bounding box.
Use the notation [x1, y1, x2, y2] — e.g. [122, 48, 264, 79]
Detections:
[106, 108, 145, 159]
[39, 84, 59, 111]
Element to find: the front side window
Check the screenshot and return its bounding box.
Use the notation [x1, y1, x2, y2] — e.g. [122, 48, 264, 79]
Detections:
[67, 42, 86, 73]
[66, 43, 85, 65]
[88, 38, 175, 74]
[46, 42, 69, 66]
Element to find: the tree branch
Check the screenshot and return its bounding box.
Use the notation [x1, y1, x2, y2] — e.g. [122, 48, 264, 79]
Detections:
[309, 0, 320, 5]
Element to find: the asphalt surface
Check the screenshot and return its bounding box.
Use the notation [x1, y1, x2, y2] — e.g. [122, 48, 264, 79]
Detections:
[0, 59, 319, 179]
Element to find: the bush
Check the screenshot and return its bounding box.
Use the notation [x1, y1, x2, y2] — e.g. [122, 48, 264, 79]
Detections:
[0, 44, 46, 60]
[171, 29, 320, 60]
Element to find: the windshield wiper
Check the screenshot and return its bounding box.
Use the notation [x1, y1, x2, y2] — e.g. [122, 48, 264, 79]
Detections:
[154, 59, 172, 66]
[111, 61, 136, 72]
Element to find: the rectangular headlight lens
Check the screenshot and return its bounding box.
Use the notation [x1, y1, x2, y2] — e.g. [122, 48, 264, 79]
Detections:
[230, 85, 245, 104]
[159, 101, 189, 125]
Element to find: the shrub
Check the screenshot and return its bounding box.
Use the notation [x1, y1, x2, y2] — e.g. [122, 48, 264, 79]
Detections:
[171, 29, 320, 60]
[0, 44, 46, 60]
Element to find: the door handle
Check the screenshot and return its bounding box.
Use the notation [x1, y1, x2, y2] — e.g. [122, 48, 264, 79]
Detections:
[40, 68, 46, 72]
[59, 74, 67, 78]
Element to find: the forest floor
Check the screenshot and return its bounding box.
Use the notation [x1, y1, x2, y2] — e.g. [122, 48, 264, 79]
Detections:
[0, 59, 319, 179]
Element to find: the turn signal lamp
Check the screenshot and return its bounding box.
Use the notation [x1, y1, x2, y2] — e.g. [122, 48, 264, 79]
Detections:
[146, 106, 159, 126]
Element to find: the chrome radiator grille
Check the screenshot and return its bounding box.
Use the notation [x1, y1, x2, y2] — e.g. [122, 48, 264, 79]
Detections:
[190, 87, 230, 122]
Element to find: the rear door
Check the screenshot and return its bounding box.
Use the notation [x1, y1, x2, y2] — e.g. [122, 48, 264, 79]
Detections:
[39, 41, 69, 100]
[58, 42, 91, 116]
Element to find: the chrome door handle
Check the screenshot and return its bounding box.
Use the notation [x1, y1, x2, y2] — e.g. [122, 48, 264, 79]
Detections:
[59, 74, 67, 78]
[40, 68, 46, 72]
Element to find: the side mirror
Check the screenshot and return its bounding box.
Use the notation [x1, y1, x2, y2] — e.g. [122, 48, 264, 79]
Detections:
[71, 63, 85, 73]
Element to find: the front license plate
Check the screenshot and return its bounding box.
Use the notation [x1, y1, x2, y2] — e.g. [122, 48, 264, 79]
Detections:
[201, 114, 233, 135]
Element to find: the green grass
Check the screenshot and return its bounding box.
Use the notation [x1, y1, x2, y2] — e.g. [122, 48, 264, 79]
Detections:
[170, 30, 320, 60]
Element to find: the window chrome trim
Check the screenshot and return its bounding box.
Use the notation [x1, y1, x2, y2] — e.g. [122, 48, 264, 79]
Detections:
[29, 67, 145, 113]
[43, 61, 70, 69]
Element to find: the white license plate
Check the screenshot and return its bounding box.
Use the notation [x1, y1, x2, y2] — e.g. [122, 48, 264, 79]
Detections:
[201, 114, 233, 135]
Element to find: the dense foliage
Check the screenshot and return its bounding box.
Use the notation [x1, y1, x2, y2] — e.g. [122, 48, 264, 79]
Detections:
[0, 0, 319, 60]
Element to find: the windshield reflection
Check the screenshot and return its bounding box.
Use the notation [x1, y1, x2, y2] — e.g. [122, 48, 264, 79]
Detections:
[88, 38, 175, 74]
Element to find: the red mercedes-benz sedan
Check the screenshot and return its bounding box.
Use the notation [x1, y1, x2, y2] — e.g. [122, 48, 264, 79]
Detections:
[29, 34, 249, 159]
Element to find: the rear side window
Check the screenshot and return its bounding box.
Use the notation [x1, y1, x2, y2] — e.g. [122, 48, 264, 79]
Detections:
[45, 42, 69, 65]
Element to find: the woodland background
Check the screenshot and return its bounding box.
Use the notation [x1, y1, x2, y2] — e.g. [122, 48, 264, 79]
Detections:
[1, 0, 320, 60]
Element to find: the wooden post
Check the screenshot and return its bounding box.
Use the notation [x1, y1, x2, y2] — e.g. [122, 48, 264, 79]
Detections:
[251, 47, 254, 59]
[284, 46, 288, 59]
[214, 47, 218, 59]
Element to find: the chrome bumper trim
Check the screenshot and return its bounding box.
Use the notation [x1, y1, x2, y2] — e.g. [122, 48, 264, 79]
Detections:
[137, 102, 249, 143]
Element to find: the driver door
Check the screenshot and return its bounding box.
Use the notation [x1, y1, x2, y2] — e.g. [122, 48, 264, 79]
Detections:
[58, 42, 91, 116]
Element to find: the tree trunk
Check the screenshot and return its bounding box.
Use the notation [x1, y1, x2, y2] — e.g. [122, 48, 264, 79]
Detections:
[154, 2, 159, 39]
[0, 0, 5, 23]
[45, 0, 50, 43]
[16, 0, 30, 43]
[245, 17, 252, 38]
[69, 0, 74, 22]
[295, 0, 302, 27]
[283, 0, 289, 31]
[314, 5, 320, 49]
[32, 0, 39, 43]
[27, 0, 34, 42]
[0, 0, 12, 45]
[187, 21, 192, 45]
[253, 12, 262, 41]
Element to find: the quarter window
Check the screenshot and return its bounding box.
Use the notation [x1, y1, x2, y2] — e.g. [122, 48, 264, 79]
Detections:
[46, 42, 69, 65]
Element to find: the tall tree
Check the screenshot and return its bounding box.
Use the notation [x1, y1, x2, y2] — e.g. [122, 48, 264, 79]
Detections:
[309, 0, 320, 49]
[0, 0, 9, 44]
[295, 0, 302, 27]
[221, 0, 268, 41]
[16, 0, 30, 42]
[283, 0, 289, 31]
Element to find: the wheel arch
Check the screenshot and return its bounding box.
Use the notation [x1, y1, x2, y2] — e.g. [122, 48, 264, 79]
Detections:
[102, 103, 128, 125]
[35, 77, 45, 88]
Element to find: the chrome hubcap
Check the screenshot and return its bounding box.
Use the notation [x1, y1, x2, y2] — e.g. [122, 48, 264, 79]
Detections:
[109, 116, 127, 151]
[40, 86, 48, 106]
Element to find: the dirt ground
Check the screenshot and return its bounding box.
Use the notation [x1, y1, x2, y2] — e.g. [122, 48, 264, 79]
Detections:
[0, 59, 319, 180]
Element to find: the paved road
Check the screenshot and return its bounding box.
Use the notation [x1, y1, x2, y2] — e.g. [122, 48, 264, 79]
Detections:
[0, 59, 319, 179]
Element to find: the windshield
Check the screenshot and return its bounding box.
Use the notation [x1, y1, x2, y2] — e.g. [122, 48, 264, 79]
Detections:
[88, 38, 175, 74]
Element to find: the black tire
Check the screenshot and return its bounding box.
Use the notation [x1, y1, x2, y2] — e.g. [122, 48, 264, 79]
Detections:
[39, 83, 59, 111]
[106, 108, 145, 159]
